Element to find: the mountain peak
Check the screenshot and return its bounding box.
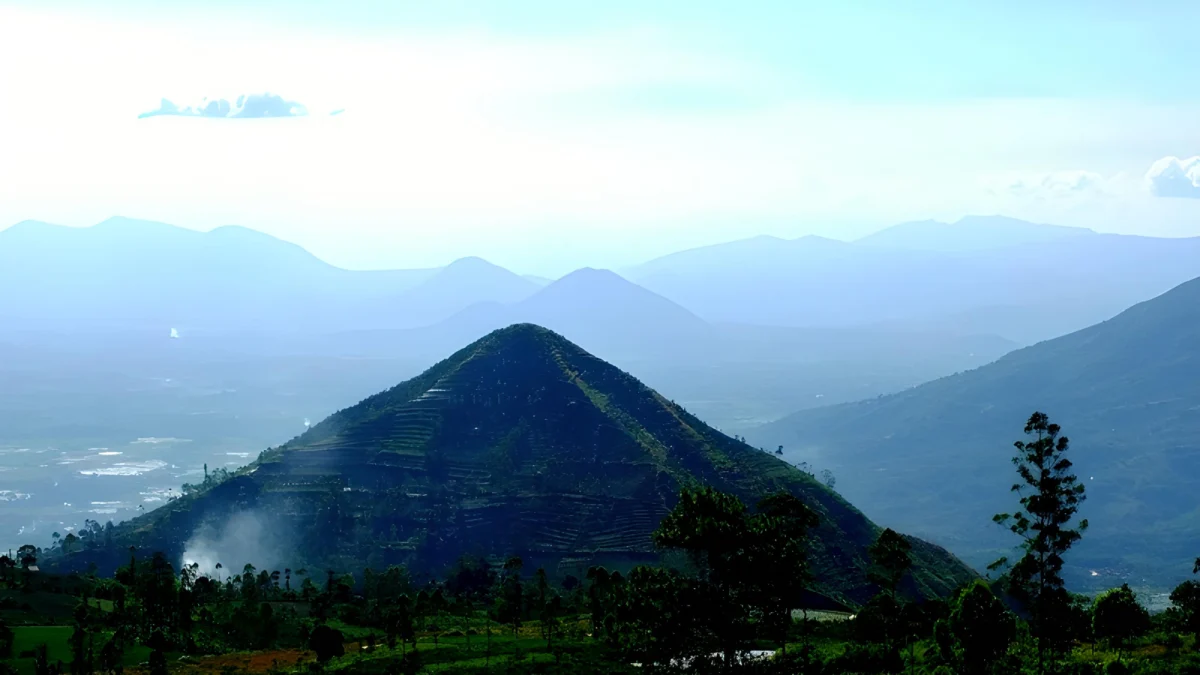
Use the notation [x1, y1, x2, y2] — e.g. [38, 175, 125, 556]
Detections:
[444, 255, 500, 270]
[554, 267, 625, 284]
[471, 322, 564, 352]
[122, 327, 973, 602]
[0, 220, 66, 238]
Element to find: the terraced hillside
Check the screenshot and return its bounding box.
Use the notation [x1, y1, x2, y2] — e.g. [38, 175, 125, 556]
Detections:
[105, 324, 974, 604]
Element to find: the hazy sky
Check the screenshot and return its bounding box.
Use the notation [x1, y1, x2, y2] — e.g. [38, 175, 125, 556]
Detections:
[4, 1, 1200, 275]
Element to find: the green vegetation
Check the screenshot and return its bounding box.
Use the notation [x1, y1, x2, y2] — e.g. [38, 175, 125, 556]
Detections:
[47, 325, 971, 604]
[15, 328, 1200, 672]
[9, 412, 1200, 674]
[756, 275, 1200, 586]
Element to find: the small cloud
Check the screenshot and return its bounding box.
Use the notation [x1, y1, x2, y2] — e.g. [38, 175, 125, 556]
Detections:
[987, 170, 1110, 200]
[1145, 156, 1200, 198]
[139, 93, 308, 119]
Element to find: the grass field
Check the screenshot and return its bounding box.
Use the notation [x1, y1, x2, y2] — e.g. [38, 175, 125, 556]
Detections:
[0, 591, 79, 624]
[8, 625, 153, 675]
[10, 626, 74, 675]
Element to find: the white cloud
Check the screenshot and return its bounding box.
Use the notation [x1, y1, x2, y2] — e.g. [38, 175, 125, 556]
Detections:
[985, 170, 1114, 200]
[1145, 156, 1200, 198]
[139, 93, 309, 119]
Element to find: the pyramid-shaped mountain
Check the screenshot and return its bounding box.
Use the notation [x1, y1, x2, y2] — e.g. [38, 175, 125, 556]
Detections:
[120, 324, 972, 603]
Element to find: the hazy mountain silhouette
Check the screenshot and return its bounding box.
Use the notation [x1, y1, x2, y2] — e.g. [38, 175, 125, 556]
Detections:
[750, 274, 1200, 586]
[857, 215, 1095, 251]
[0, 218, 536, 332]
[376, 256, 540, 328]
[0, 217, 443, 331]
[626, 217, 1200, 344]
[435, 268, 711, 351]
[112, 324, 975, 602]
[263, 269, 1013, 442]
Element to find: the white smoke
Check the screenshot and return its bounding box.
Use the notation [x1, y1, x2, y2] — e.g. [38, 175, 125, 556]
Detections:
[169, 328, 180, 339]
[181, 510, 292, 578]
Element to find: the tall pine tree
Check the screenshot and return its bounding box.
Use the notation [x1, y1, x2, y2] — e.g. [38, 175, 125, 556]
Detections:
[992, 412, 1087, 674]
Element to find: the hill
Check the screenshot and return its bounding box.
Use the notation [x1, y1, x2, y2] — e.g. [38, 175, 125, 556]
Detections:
[98, 325, 975, 604]
[625, 217, 1200, 344]
[378, 256, 540, 328]
[856, 215, 1095, 252]
[750, 275, 1200, 588]
[432, 268, 713, 356]
[0, 217, 437, 331]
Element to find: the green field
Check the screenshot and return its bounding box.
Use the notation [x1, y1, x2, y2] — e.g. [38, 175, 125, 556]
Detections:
[10, 626, 74, 674]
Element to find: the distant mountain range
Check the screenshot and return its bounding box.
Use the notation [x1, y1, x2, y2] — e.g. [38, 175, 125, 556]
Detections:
[9, 214, 1198, 347]
[625, 215, 1200, 344]
[302, 266, 1015, 429]
[749, 273, 1200, 588]
[856, 215, 1096, 252]
[87, 325, 975, 603]
[0, 217, 438, 331]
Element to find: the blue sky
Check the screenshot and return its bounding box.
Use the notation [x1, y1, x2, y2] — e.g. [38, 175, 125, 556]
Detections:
[3, 0, 1200, 274]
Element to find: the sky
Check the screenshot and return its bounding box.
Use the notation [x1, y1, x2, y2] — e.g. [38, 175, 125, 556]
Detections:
[3, 0, 1200, 275]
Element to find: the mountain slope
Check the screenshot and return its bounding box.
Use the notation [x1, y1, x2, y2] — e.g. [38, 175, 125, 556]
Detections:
[624, 217, 1200, 343]
[750, 275, 1200, 587]
[112, 325, 974, 603]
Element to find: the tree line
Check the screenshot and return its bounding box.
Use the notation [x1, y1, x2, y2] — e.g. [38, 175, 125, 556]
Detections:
[5, 412, 1200, 673]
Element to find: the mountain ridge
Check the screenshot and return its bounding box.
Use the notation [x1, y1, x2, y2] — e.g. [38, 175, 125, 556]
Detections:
[750, 274, 1200, 587]
[109, 324, 976, 604]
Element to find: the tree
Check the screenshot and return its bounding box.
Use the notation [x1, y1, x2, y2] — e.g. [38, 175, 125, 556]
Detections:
[821, 468, 836, 489]
[992, 412, 1088, 673]
[654, 486, 753, 664]
[62, 533, 79, 556]
[752, 492, 820, 656]
[146, 631, 168, 675]
[1093, 585, 1150, 658]
[69, 599, 92, 675]
[654, 487, 819, 665]
[869, 528, 913, 601]
[309, 624, 345, 663]
[445, 556, 494, 652]
[426, 588, 448, 646]
[0, 617, 13, 659]
[98, 628, 125, 675]
[585, 567, 613, 639]
[1170, 579, 1200, 642]
[948, 580, 1016, 675]
[17, 545, 37, 569]
[34, 643, 51, 675]
[390, 596, 416, 654]
[497, 557, 524, 637]
[863, 528, 914, 655]
[608, 566, 697, 666]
